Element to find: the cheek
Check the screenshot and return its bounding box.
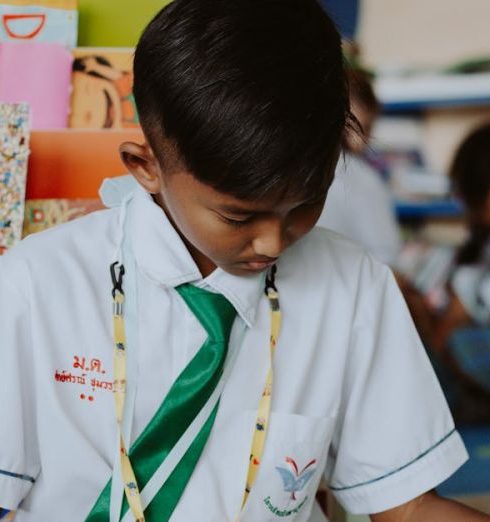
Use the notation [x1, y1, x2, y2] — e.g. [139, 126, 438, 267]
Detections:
[287, 206, 323, 239]
[178, 208, 249, 257]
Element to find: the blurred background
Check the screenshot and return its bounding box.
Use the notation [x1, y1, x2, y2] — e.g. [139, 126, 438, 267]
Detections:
[0, 1, 488, 520]
[322, 1, 490, 520]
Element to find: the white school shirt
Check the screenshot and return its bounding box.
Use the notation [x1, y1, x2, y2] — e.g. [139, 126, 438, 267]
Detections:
[452, 243, 490, 324]
[0, 177, 467, 521]
[317, 153, 402, 265]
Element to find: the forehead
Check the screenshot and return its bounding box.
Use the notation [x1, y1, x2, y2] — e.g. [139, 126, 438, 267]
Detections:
[172, 170, 327, 213]
[150, 133, 336, 207]
[150, 135, 335, 213]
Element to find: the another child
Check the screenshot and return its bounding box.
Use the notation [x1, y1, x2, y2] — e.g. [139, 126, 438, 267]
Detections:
[434, 123, 490, 350]
[316, 68, 402, 265]
[0, 1, 488, 521]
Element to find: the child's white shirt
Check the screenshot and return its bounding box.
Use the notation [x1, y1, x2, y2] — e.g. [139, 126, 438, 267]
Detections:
[452, 243, 490, 324]
[317, 153, 402, 266]
[0, 178, 467, 521]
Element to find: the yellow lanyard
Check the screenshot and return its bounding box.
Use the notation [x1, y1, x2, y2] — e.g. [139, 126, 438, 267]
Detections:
[239, 267, 281, 511]
[111, 262, 145, 522]
[110, 262, 281, 521]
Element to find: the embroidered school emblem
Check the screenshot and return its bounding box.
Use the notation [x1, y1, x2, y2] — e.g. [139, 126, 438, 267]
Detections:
[263, 457, 317, 517]
[275, 457, 317, 501]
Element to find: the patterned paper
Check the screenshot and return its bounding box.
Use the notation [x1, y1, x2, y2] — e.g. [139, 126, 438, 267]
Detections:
[0, 102, 30, 254]
[23, 198, 104, 237]
[0, 42, 74, 129]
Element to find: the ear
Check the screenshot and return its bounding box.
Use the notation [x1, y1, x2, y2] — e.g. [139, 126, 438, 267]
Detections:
[119, 141, 162, 194]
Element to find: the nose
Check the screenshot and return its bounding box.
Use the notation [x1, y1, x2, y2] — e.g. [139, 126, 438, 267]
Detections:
[252, 220, 287, 259]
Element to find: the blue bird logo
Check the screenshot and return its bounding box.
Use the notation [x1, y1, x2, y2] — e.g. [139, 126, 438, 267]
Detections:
[275, 457, 317, 500]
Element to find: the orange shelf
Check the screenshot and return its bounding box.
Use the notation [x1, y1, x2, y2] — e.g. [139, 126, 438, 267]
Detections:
[26, 129, 144, 199]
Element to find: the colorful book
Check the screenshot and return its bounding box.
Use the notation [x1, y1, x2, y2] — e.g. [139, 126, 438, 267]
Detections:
[27, 129, 143, 199]
[0, 0, 77, 48]
[23, 198, 104, 236]
[69, 47, 140, 129]
[0, 103, 30, 254]
[0, 41, 73, 129]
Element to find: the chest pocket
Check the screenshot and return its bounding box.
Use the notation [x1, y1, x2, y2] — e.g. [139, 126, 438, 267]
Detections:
[239, 411, 336, 522]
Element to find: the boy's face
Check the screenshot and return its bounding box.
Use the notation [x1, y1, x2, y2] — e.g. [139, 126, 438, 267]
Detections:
[121, 141, 328, 277]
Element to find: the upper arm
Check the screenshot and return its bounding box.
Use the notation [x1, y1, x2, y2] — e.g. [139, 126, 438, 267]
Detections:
[324, 262, 467, 514]
[0, 257, 40, 510]
[370, 492, 433, 522]
[371, 491, 490, 522]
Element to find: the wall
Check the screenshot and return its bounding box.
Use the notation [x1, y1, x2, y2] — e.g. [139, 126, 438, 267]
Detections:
[78, 0, 171, 47]
[358, 0, 490, 70]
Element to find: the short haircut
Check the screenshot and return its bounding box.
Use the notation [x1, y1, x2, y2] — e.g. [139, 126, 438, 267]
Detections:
[347, 68, 380, 115]
[450, 122, 490, 211]
[449, 122, 490, 264]
[134, 0, 350, 201]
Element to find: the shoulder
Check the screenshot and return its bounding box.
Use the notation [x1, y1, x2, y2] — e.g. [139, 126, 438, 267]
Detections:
[8, 208, 116, 258]
[0, 208, 118, 297]
[283, 225, 384, 270]
[306, 226, 365, 267]
[279, 226, 392, 299]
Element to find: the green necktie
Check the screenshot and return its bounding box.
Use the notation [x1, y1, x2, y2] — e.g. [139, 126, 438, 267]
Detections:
[87, 284, 237, 521]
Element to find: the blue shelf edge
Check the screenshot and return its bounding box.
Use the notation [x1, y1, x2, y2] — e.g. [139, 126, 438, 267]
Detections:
[383, 97, 490, 113]
[395, 199, 463, 219]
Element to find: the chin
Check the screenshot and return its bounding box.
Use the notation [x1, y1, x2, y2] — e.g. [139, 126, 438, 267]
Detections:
[220, 263, 269, 277]
[219, 266, 252, 277]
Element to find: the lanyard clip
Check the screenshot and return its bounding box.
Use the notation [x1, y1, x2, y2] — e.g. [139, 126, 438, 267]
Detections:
[110, 261, 125, 298]
[264, 264, 277, 295]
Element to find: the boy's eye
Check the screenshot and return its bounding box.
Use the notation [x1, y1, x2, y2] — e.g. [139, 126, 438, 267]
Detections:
[220, 214, 253, 227]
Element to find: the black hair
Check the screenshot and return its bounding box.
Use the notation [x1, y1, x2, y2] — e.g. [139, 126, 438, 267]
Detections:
[133, 0, 350, 201]
[347, 68, 379, 115]
[449, 123, 490, 264]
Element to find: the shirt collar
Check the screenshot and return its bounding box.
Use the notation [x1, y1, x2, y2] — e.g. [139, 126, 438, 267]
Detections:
[100, 176, 264, 327]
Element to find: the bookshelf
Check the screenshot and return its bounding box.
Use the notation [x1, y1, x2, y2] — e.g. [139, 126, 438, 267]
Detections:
[27, 129, 143, 199]
[372, 72, 490, 220]
[21, 43, 143, 199]
[395, 199, 463, 220]
[375, 72, 490, 113]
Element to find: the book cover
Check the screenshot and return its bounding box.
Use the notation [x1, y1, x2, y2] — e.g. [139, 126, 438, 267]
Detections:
[23, 198, 104, 236]
[0, 41, 73, 129]
[0, 0, 77, 48]
[69, 47, 139, 129]
[27, 129, 143, 199]
[0, 103, 30, 254]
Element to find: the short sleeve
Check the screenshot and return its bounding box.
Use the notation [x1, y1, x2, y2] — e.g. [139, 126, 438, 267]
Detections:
[0, 255, 40, 510]
[325, 259, 468, 515]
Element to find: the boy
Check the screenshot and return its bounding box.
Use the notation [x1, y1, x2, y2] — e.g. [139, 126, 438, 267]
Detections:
[317, 68, 402, 265]
[0, 0, 488, 520]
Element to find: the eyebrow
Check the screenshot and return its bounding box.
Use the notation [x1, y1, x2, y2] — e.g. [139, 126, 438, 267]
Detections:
[217, 192, 328, 215]
[218, 205, 259, 216]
